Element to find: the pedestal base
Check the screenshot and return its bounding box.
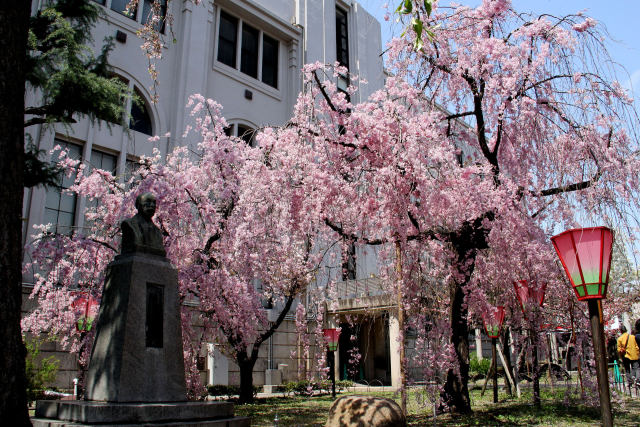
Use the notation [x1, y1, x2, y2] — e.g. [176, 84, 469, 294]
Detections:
[33, 400, 250, 426]
[85, 254, 186, 402]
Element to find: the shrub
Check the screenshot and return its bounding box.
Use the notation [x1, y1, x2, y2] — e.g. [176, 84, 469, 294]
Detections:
[469, 354, 491, 377]
[206, 384, 260, 398]
[336, 380, 354, 391]
[25, 336, 59, 402]
[276, 379, 353, 396]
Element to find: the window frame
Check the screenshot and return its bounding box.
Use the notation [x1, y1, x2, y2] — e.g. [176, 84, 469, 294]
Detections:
[225, 122, 257, 147]
[335, 6, 350, 71]
[93, 0, 167, 34]
[44, 140, 83, 236]
[214, 8, 281, 92]
[99, 75, 154, 136]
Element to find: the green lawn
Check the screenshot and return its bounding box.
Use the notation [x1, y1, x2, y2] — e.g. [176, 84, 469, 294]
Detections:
[234, 388, 640, 426]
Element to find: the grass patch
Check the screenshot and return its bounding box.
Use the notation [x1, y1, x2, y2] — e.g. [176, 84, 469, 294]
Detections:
[234, 387, 640, 426]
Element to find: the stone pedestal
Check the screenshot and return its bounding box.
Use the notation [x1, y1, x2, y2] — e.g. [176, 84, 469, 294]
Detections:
[34, 253, 250, 425]
[85, 254, 186, 402]
[32, 401, 250, 426]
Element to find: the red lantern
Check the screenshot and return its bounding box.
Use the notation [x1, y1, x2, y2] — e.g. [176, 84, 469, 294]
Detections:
[551, 226, 613, 301]
[513, 280, 546, 313]
[71, 292, 100, 332]
[482, 305, 505, 339]
[322, 328, 341, 352]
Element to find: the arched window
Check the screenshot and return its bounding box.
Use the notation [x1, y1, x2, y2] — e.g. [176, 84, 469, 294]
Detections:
[224, 122, 256, 146]
[130, 87, 153, 136]
[101, 74, 154, 136]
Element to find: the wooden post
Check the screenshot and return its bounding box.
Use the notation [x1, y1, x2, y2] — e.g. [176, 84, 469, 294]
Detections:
[492, 337, 498, 403]
[497, 344, 519, 397]
[481, 356, 494, 397]
[395, 241, 407, 416]
[588, 299, 613, 427]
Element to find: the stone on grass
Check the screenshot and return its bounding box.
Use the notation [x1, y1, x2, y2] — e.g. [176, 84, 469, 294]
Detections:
[325, 395, 406, 427]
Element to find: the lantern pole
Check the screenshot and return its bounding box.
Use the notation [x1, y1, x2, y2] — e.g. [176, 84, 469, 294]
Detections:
[491, 337, 498, 403]
[329, 347, 336, 398]
[323, 328, 340, 399]
[588, 299, 613, 427]
[551, 227, 614, 427]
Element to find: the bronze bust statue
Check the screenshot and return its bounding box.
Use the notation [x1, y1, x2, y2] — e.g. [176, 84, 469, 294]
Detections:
[121, 192, 166, 256]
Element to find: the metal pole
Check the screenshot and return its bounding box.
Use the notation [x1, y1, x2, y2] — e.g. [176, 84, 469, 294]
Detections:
[492, 337, 498, 403]
[588, 299, 613, 427]
[330, 349, 336, 398]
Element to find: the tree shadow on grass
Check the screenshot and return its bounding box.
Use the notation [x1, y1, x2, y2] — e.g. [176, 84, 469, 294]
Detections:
[235, 395, 333, 426]
[409, 401, 602, 426]
[234, 393, 640, 426]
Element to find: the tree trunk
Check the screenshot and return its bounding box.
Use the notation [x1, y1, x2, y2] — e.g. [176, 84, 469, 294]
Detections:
[442, 216, 492, 414]
[237, 353, 257, 404]
[531, 335, 541, 407]
[443, 279, 472, 413]
[0, 1, 31, 425]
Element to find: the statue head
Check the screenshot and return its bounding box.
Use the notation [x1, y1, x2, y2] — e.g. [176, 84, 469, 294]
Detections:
[135, 192, 157, 221]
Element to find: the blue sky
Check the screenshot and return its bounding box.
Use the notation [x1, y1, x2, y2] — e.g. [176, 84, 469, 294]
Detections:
[359, 0, 640, 100]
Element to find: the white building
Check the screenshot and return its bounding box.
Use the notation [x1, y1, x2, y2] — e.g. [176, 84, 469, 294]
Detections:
[23, 0, 389, 391]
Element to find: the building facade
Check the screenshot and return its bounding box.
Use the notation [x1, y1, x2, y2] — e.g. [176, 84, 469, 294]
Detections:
[23, 0, 390, 392]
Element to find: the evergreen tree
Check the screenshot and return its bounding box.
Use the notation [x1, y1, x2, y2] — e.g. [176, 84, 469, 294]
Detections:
[1, 1, 129, 423]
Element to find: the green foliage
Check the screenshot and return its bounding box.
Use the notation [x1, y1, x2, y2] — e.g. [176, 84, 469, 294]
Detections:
[336, 379, 354, 390]
[396, 0, 436, 50]
[206, 384, 260, 398]
[23, 140, 63, 189]
[469, 354, 491, 377]
[25, 0, 129, 128]
[24, 336, 60, 402]
[275, 379, 353, 396]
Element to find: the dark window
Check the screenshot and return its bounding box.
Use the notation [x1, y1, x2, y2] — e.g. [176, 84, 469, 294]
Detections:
[90, 149, 117, 174]
[130, 87, 153, 136]
[237, 125, 254, 146]
[44, 141, 82, 235]
[86, 150, 118, 226]
[92, 0, 106, 5]
[216, 10, 280, 89]
[240, 23, 259, 78]
[111, 0, 137, 20]
[335, 8, 349, 70]
[217, 12, 238, 68]
[262, 35, 278, 88]
[142, 0, 167, 33]
[124, 158, 142, 189]
[223, 125, 234, 137]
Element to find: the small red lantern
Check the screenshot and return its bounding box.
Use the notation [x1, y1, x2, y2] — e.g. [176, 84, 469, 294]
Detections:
[513, 280, 546, 313]
[551, 226, 613, 301]
[323, 328, 341, 352]
[71, 292, 100, 332]
[482, 306, 505, 339]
